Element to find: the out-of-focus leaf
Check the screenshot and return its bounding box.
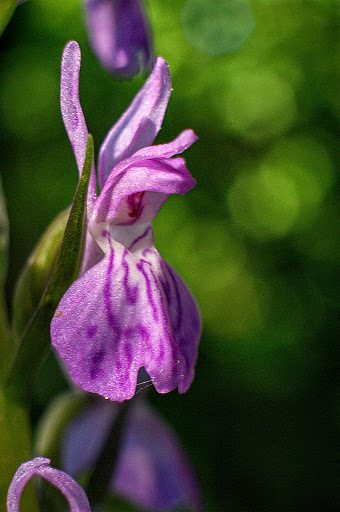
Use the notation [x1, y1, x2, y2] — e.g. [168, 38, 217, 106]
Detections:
[34, 391, 89, 468]
[0, 176, 10, 377]
[0, 387, 37, 511]
[0, 0, 16, 35]
[0, 176, 9, 284]
[12, 207, 70, 340]
[6, 135, 93, 402]
[181, 0, 254, 55]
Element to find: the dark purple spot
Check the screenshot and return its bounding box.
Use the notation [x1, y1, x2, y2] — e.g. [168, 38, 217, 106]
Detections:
[87, 325, 98, 338]
[90, 349, 105, 379]
[138, 324, 150, 343]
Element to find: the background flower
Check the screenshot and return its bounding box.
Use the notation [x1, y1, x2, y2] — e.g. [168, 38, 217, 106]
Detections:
[84, 0, 153, 78]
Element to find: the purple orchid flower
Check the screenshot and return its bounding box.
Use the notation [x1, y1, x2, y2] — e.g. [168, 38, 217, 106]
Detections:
[50, 41, 201, 402]
[62, 397, 202, 511]
[7, 457, 91, 512]
[84, 0, 153, 78]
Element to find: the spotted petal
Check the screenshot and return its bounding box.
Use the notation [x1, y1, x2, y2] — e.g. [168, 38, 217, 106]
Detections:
[51, 239, 201, 402]
[7, 458, 91, 512]
[98, 56, 171, 188]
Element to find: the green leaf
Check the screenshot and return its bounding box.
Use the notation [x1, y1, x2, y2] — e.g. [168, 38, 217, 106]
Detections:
[6, 135, 94, 401]
[0, 387, 38, 511]
[0, 0, 17, 36]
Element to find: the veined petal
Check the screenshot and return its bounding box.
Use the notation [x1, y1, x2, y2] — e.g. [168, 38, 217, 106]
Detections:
[6, 458, 91, 512]
[98, 56, 171, 188]
[51, 240, 201, 402]
[90, 156, 196, 235]
[61, 41, 97, 208]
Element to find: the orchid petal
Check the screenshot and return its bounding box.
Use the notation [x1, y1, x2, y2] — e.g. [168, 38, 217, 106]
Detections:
[51, 240, 201, 402]
[61, 399, 202, 511]
[98, 56, 171, 188]
[85, 0, 153, 78]
[7, 457, 91, 512]
[61, 41, 97, 208]
[132, 129, 198, 159]
[114, 401, 202, 511]
[90, 156, 196, 235]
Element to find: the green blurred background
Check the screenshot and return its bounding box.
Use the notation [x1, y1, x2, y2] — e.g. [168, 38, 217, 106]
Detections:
[0, 0, 339, 510]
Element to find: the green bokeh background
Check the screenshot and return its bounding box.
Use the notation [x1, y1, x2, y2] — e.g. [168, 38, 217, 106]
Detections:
[0, 0, 339, 510]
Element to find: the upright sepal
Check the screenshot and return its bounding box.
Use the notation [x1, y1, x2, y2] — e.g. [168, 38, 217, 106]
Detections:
[6, 136, 94, 402]
[98, 56, 172, 188]
[61, 41, 97, 211]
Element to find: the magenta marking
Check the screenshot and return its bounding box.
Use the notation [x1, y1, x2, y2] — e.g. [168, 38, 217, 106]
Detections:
[128, 225, 152, 252]
[122, 249, 139, 304]
[103, 246, 121, 336]
[136, 259, 159, 322]
[164, 263, 183, 333]
[87, 325, 98, 338]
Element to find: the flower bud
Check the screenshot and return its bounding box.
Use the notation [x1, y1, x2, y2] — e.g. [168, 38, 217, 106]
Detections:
[12, 208, 69, 339]
[84, 0, 153, 78]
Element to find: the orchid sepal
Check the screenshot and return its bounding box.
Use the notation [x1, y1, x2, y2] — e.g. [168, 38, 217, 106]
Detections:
[98, 55, 172, 188]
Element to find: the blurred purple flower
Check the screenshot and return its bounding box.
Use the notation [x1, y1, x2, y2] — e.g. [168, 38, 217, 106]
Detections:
[84, 0, 153, 78]
[50, 41, 201, 402]
[62, 397, 202, 511]
[7, 457, 91, 512]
